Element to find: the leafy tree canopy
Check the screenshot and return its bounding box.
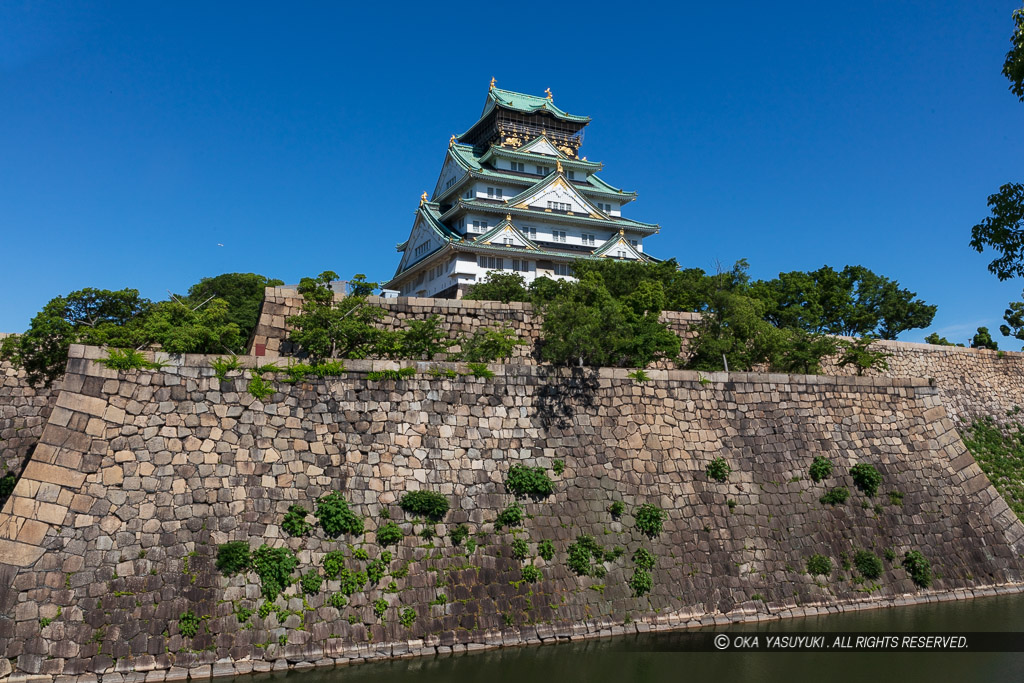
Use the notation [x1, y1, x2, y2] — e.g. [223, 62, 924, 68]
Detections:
[970, 183, 1024, 281]
[179, 272, 283, 347]
[1005, 6, 1024, 102]
[971, 326, 999, 350]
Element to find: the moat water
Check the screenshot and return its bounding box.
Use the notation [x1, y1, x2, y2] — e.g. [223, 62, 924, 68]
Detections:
[233, 592, 1024, 683]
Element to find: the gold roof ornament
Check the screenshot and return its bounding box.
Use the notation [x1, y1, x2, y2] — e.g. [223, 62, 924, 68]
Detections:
[506, 214, 512, 221]
[545, 87, 553, 100]
[449, 134, 456, 147]
[420, 192, 428, 205]
[556, 160, 563, 174]
[489, 77, 496, 90]
[619, 227, 625, 235]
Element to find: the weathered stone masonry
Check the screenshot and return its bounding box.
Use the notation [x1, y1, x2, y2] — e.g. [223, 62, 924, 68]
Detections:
[0, 355, 59, 485]
[1, 344, 1022, 681]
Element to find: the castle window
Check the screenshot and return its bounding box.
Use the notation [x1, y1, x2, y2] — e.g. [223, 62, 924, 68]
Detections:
[567, 171, 575, 180]
[553, 230, 567, 242]
[471, 220, 488, 232]
[546, 201, 570, 212]
[478, 256, 503, 269]
[512, 259, 529, 272]
[414, 242, 429, 257]
[487, 187, 503, 199]
[511, 162, 525, 172]
[525, 227, 536, 240]
[630, 239, 639, 248]
[553, 263, 574, 276]
[582, 233, 595, 246]
[536, 165, 551, 175]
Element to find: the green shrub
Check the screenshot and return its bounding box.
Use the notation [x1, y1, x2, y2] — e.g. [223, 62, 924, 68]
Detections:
[367, 367, 416, 382]
[327, 592, 347, 609]
[888, 491, 904, 506]
[552, 459, 565, 475]
[367, 558, 387, 584]
[399, 490, 450, 520]
[251, 545, 298, 601]
[634, 503, 667, 537]
[628, 568, 652, 597]
[427, 365, 458, 379]
[353, 548, 369, 561]
[884, 548, 897, 562]
[321, 548, 346, 581]
[854, 550, 884, 580]
[632, 547, 656, 570]
[211, 355, 242, 381]
[376, 522, 403, 547]
[820, 487, 850, 505]
[316, 492, 364, 537]
[215, 541, 251, 576]
[300, 570, 323, 595]
[521, 565, 542, 583]
[537, 539, 555, 561]
[282, 504, 311, 537]
[337, 567, 368, 596]
[281, 360, 347, 383]
[806, 554, 832, 577]
[179, 610, 199, 638]
[247, 371, 274, 400]
[505, 464, 554, 497]
[464, 362, 494, 379]
[450, 524, 470, 546]
[511, 538, 529, 560]
[456, 325, 522, 362]
[608, 500, 625, 518]
[566, 535, 605, 576]
[902, 550, 932, 588]
[809, 456, 833, 483]
[373, 598, 388, 619]
[627, 369, 650, 383]
[258, 601, 274, 619]
[98, 348, 163, 371]
[495, 502, 524, 529]
[399, 607, 416, 629]
[850, 463, 882, 497]
[706, 457, 731, 482]
[234, 605, 253, 623]
[604, 546, 625, 561]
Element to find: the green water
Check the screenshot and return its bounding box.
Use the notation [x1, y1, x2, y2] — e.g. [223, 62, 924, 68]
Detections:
[235, 593, 1024, 683]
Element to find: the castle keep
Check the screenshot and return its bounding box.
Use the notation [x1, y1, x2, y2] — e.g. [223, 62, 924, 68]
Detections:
[386, 82, 661, 298]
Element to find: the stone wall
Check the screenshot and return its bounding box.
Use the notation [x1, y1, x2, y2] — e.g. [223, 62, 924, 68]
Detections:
[1, 345, 1022, 681]
[0, 353, 58, 484]
[249, 290, 1024, 428]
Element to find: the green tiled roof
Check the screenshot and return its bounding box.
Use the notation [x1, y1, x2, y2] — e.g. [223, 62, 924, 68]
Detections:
[479, 144, 603, 173]
[443, 199, 660, 235]
[487, 87, 591, 124]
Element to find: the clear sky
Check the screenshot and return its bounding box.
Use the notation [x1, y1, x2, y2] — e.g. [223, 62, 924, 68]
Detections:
[1, 1, 1022, 345]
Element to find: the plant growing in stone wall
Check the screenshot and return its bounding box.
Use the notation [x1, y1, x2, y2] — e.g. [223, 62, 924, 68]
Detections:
[806, 554, 832, 577]
[210, 355, 242, 382]
[706, 457, 731, 482]
[215, 541, 251, 576]
[537, 539, 555, 561]
[398, 490, 450, 520]
[902, 551, 932, 588]
[566, 535, 607, 577]
[282, 504, 311, 537]
[376, 521, 403, 547]
[495, 502, 525, 529]
[634, 503, 667, 538]
[809, 456, 833, 482]
[251, 545, 298, 601]
[178, 610, 200, 638]
[850, 463, 882, 497]
[819, 487, 850, 505]
[521, 565, 542, 583]
[506, 464, 555, 497]
[854, 550, 884, 580]
[315, 492, 364, 537]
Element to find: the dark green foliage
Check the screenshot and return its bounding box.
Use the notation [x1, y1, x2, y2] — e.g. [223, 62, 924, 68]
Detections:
[401, 315, 452, 360]
[884, 548, 897, 562]
[888, 490, 905, 506]
[971, 183, 1024, 280]
[215, 541, 251, 576]
[552, 459, 565, 476]
[705, 457, 731, 483]
[399, 490, 450, 520]
[854, 550, 884, 580]
[837, 337, 891, 376]
[366, 367, 416, 382]
[505, 465, 554, 498]
[322, 551, 346, 580]
[566, 535, 606, 576]
[537, 539, 555, 561]
[247, 372, 274, 400]
[300, 570, 323, 595]
[180, 272, 283, 348]
[0, 473, 18, 502]
[628, 568, 653, 597]
[632, 547, 656, 570]
[463, 362, 494, 379]
[179, 610, 199, 638]
[399, 607, 416, 629]
[251, 545, 298, 601]
[820, 487, 850, 505]
[376, 522, 403, 547]
[367, 558, 387, 584]
[809, 456, 833, 483]
[287, 272, 389, 360]
[511, 538, 529, 561]
[353, 548, 369, 561]
[450, 524, 470, 546]
[924, 333, 960, 346]
[373, 598, 387, 619]
[634, 503, 667, 537]
[463, 271, 531, 303]
[971, 327, 999, 350]
[627, 369, 650, 382]
[608, 500, 625, 518]
[234, 605, 253, 623]
[280, 360, 347, 382]
[538, 272, 680, 368]
[337, 567, 368, 596]
[495, 502, 525, 529]
[961, 417, 1024, 520]
[806, 554, 832, 577]
[604, 546, 625, 561]
[456, 325, 522, 363]
[211, 355, 242, 381]
[98, 348, 163, 371]
[328, 592, 347, 609]
[850, 463, 882, 497]
[521, 565, 542, 583]
[315, 492, 364, 537]
[1005, 7, 1024, 101]
[902, 550, 932, 588]
[282, 504, 311, 537]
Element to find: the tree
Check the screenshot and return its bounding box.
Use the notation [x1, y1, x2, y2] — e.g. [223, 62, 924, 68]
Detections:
[924, 332, 961, 347]
[970, 183, 1024, 281]
[286, 271, 387, 360]
[836, 336, 891, 376]
[1005, 5, 1024, 102]
[0, 288, 151, 386]
[180, 273, 283, 349]
[971, 327, 999, 350]
[463, 272, 530, 303]
[135, 298, 244, 355]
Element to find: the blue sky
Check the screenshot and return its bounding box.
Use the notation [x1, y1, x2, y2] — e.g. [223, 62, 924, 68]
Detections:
[1, 1, 1022, 345]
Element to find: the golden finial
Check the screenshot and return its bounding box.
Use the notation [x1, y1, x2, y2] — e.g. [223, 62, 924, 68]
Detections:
[420, 192, 428, 205]
[556, 160, 563, 174]
[619, 227, 625, 236]
[582, 156, 588, 161]
[449, 134, 456, 147]
[506, 214, 511, 221]
[541, 128, 546, 136]
[544, 87, 552, 100]
[489, 77, 496, 90]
